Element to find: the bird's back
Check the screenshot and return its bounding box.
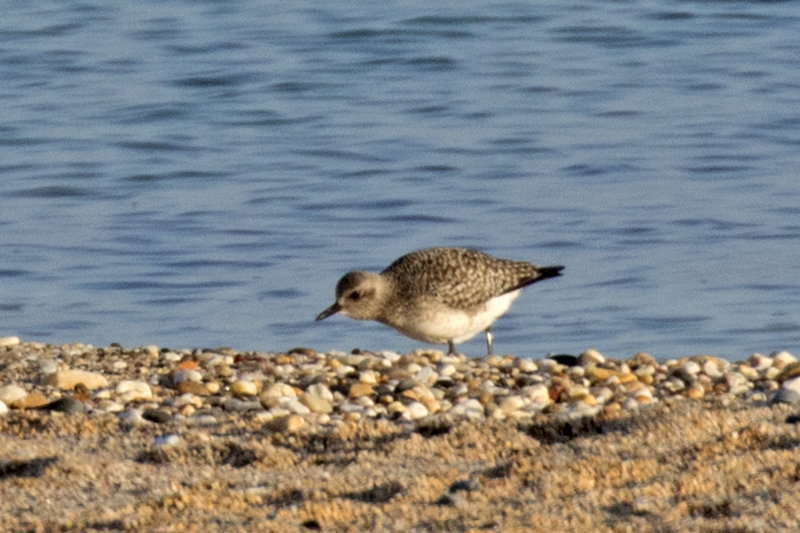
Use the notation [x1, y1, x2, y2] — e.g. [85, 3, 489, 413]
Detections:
[381, 247, 543, 310]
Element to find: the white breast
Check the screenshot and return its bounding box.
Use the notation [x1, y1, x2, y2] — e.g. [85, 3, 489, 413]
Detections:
[395, 289, 523, 344]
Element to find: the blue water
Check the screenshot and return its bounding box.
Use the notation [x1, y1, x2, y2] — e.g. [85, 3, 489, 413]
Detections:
[2, 0, 799, 361]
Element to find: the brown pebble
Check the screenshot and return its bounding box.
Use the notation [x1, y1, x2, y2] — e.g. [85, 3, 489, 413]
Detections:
[11, 392, 49, 409]
[348, 383, 374, 399]
[176, 381, 211, 396]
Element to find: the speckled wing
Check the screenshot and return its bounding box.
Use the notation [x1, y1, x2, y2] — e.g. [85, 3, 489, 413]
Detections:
[381, 247, 545, 310]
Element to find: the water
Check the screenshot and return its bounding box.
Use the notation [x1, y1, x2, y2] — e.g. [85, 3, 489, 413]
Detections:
[2, 0, 799, 361]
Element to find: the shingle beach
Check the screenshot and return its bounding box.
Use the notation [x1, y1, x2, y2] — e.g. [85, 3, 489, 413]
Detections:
[2, 336, 800, 532]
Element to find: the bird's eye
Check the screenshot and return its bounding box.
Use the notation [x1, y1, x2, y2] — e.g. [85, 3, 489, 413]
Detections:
[348, 291, 362, 301]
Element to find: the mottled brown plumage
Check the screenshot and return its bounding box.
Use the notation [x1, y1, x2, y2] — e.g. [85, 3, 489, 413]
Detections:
[316, 247, 563, 355]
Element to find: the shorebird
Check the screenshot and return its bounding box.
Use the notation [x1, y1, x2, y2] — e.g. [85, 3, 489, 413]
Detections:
[316, 247, 563, 355]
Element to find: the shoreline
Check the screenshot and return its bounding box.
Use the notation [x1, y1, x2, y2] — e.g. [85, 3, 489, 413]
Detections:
[2, 338, 800, 531]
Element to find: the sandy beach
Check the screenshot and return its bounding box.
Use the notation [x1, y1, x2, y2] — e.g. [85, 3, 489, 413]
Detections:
[2, 338, 800, 532]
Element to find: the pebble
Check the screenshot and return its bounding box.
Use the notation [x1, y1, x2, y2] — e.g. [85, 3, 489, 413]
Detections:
[406, 401, 429, 419]
[230, 380, 259, 396]
[0, 400, 7, 415]
[116, 380, 152, 402]
[41, 397, 86, 414]
[0, 340, 796, 430]
[173, 369, 203, 385]
[0, 384, 28, 406]
[153, 434, 181, 448]
[46, 368, 109, 390]
[348, 383, 374, 399]
[299, 393, 333, 414]
[0, 335, 21, 347]
[176, 381, 211, 395]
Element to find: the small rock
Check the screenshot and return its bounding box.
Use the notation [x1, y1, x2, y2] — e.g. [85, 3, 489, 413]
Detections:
[173, 369, 203, 385]
[0, 401, 7, 416]
[119, 409, 144, 424]
[406, 401, 429, 419]
[12, 392, 49, 409]
[499, 395, 525, 414]
[46, 368, 108, 390]
[224, 398, 262, 412]
[359, 370, 379, 384]
[299, 394, 333, 414]
[348, 382, 374, 399]
[579, 348, 605, 365]
[231, 380, 259, 396]
[0, 336, 21, 347]
[153, 434, 181, 448]
[176, 381, 210, 395]
[97, 399, 123, 413]
[0, 384, 28, 406]
[266, 414, 306, 433]
[40, 398, 86, 414]
[686, 384, 705, 399]
[261, 383, 297, 399]
[772, 351, 797, 369]
[143, 409, 174, 423]
[772, 388, 800, 405]
[304, 383, 334, 402]
[116, 380, 152, 402]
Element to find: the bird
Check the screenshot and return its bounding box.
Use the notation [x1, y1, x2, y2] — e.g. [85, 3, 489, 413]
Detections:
[316, 247, 563, 356]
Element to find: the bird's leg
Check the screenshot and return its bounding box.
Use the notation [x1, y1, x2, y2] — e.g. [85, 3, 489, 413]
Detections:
[484, 327, 494, 356]
[447, 340, 456, 355]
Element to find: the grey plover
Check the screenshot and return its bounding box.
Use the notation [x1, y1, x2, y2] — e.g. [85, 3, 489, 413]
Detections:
[316, 247, 563, 355]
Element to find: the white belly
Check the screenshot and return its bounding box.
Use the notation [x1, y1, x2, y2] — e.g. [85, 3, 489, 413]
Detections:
[394, 290, 522, 344]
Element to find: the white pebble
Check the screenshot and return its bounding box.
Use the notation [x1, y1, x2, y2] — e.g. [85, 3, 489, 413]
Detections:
[161, 351, 182, 363]
[0, 384, 27, 405]
[683, 361, 701, 375]
[283, 398, 311, 415]
[116, 380, 152, 401]
[781, 376, 800, 395]
[523, 384, 551, 405]
[153, 434, 181, 448]
[517, 359, 537, 373]
[359, 370, 379, 384]
[499, 395, 525, 414]
[119, 409, 144, 424]
[173, 369, 203, 384]
[0, 336, 20, 347]
[0, 400, 7, 416]
[406, 401, 429, 419]
[415, 366, 438, 385]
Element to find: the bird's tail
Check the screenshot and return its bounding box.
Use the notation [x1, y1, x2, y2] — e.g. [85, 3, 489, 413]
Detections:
[536, 265, 564, 281]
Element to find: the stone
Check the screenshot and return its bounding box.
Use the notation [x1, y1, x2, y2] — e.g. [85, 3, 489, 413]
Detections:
[143, 409, 173, 423]
[0, 384, 27, 406]
[0, 400, 7, 416]
[41, 398, 86, 413]
[173, 369, 203, 385]
[299, 394, 332, 414]
[499, 395, 525, 414]
[46, 368, 108, 390]
[0, 336, 21, 347]
[231, 380, 258, 396]
[348, 382, 374, 399]
[153, 434, 181, 448]
[261, 383, 297, 398]
[305, 383, 334, 402]
[266, 414, 306, 433]
[116, 380, 152, 402]
[176, 381, 210, 395]
[579, 349, 605, 365]
[11, 392, 48, 409]
[406, 401, 429, 419]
